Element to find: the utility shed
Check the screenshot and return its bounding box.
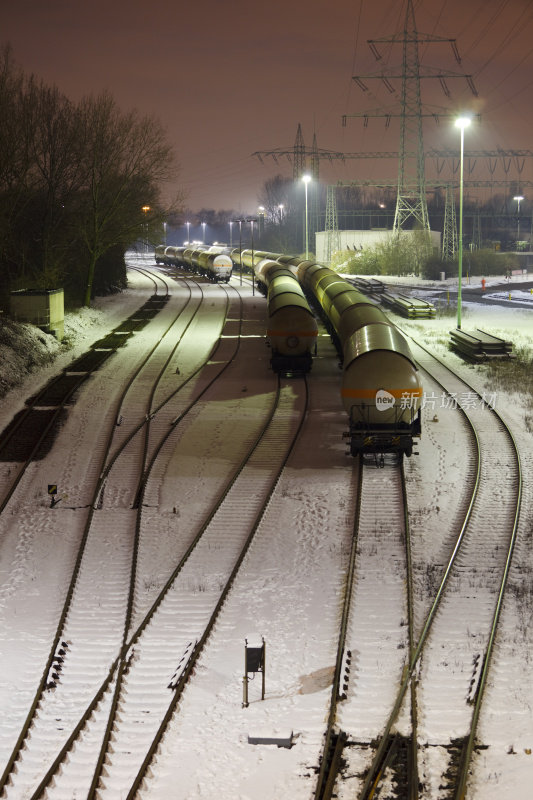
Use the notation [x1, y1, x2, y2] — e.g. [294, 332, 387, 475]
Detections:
[10, 288, 64, 340]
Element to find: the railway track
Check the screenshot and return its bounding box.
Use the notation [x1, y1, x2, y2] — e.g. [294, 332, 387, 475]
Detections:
[313, 456, 414, 800]
[340, 340, 522, 800]
[130, 328, 360, 799]
[0, 267, 173, 512]
[0, 275, 272, 797]
[408, 342, 522, 800]
[16, 373, 308, 799]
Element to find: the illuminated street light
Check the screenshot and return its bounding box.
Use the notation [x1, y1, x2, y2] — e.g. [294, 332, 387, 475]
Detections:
[229, 220, 233, 247]
[513, 195, 525, 245]
[201, 221, 206, 242]
[249, 218, 256, 296]
[186, 220, 190, 243]
[455, 116, 471, 329]
[237, 219, 243, 285]
[142, 205, 151, 253]
[278, 204, 284, 223]
[302, 174, 311, 259]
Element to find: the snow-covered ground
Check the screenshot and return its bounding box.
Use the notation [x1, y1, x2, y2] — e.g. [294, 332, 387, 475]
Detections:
[1, 260, 532, 798]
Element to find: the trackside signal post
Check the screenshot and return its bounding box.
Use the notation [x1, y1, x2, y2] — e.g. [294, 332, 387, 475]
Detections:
[242, 637, 265, 708]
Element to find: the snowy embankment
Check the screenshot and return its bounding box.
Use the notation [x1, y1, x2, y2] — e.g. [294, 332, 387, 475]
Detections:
[0, 271, 153, 429]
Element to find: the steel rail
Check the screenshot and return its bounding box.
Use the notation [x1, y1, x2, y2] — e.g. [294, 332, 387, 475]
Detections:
[313, 457, 362, 799]
[23, 284, 270, 798]
[361, 336, 522, 799]
[30, 371, 301, 799]
[453, 428, 522, 800]
[314, 458, 415, 800]
[0, 280, 202, 793]
[359, 345, 482, 799]
[126, 264, 170, 296]
[86, 283, 244, 797]
[0, 266, 170, 513]
[124, 376, 310, 799]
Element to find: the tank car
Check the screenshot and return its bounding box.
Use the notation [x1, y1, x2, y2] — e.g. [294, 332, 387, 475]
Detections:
[180, 246, 230, 282]
[198, 249, 233, 282]
[154, 245, 180, 266]
[296, 259, 422, 457]
[155, 244, 167, 264]
[254, 258, 317, 373]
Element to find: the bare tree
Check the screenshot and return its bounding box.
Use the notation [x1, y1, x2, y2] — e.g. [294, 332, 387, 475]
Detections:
[75, 92, 178, 306]
[258, 174, 295, 222]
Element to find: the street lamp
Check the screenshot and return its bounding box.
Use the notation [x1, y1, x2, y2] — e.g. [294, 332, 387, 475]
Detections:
[455, 116, 471, 329]
[278, 204, 284, 223]
[249, 218, 256, 296]
[142, 205, 151, 254]
[229, 220, 233, 247]
[186, 220, 190, 244]
[201, 221, 206, 242]
[513, 195, 524, 245]
[237, 219, 243, 285]
[163, 221, 167, 246]
[302, 174, 311, 259]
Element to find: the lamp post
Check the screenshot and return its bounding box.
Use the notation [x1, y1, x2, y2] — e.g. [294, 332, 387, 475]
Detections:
[201, 221, 206, 243]
[229, 220, 233, 247]
[238, 219, 243, 285]
[513, 195, 524, 246]
[163, 221, 167, 246]
[278, 204, 284, 223]
[250, 218, 255, 296]
[142, 205, 150, 254]
[302, 174, 311, 259]
[186, 220, 190, 244]
[455, 117, 471, 329]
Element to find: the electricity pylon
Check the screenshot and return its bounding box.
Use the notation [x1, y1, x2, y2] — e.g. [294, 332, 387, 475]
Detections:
[348, 0, 477, 236]
[442, 183, 458, 261]
[325, 185, 341, 264]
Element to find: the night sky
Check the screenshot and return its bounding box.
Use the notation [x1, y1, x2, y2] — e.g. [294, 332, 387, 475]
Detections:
[3, 0, 533, 215]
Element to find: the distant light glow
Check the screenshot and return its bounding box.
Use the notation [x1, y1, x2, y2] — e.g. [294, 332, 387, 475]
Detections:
[455, 116, 472, 130]
[302, 174, 311, 184]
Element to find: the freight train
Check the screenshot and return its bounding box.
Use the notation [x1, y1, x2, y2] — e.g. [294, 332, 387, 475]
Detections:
[230, 248, 422, 457]
[155, 242, 421, 456]
[295, 259, 422, 457]
[155, 244, 232, 282]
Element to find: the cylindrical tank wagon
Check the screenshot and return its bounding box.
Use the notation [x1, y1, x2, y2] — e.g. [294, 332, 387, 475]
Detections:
[194, 249, 233, 282]
[157, 245, 232, 282]
[254, 258, 317, 373]
[296, 259, 422, 457]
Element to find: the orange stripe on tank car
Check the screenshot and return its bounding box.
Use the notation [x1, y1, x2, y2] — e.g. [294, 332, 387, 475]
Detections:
[341, 387, 423, 399]
[267, 329, 318, 337]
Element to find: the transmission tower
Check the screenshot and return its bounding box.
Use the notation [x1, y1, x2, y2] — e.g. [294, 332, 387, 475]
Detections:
[293, 123, 306, 180]
[325, 185, 341, 264]
[442, 184, 458, 261]
[253, 124, 345, 181]
[348, 0, 477, 236]
[472, 213, 482, 249]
